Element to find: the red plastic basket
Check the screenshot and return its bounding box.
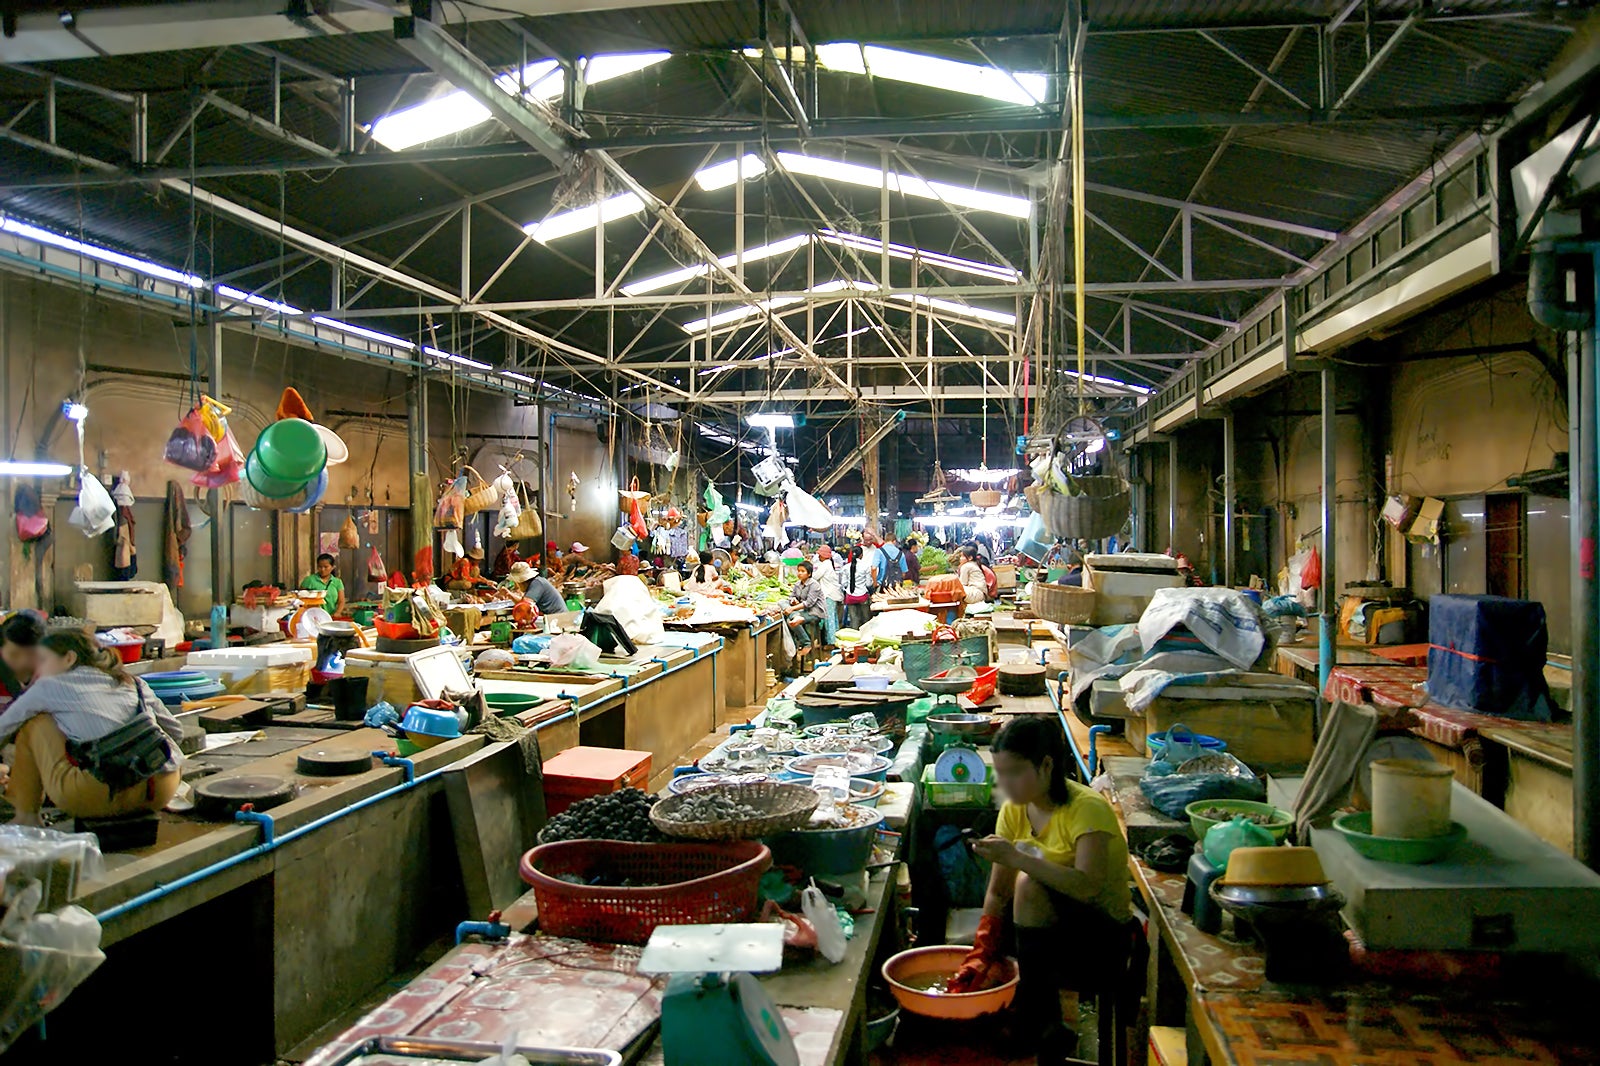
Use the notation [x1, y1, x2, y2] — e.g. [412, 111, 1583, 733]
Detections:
[518, 840, 771, 945]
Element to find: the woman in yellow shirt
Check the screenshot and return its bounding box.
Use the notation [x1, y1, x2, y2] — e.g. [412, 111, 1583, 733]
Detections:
[952, 715, 1130, 1064]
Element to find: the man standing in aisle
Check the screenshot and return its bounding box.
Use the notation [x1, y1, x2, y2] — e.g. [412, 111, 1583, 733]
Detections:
[811, 544, 843, 647]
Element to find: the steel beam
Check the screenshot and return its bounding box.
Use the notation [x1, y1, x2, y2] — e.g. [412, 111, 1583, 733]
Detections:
[395, 19, 574, 167]
[1196, 30, 1310, 110]
[202, 91, 337, 159]
[1332, 14, 1418, 113]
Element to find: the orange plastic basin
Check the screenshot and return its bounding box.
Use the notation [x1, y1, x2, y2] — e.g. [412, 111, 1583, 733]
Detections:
[881, 946, 1019, 1020]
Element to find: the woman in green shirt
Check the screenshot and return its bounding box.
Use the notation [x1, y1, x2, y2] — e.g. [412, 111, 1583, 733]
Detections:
[300, 553, 346, 613]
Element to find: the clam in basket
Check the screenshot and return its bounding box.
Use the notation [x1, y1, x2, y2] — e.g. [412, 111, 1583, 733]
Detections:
[650, 782, 821, 842]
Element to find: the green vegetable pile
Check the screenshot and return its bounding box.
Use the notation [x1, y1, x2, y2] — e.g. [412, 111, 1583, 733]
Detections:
[918, 546, 951, 576]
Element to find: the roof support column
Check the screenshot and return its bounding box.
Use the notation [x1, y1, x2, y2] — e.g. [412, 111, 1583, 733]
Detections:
[1318, 365, 1337, 701]
[1222, 409, 1236, 587]
[208, 315, 229, 605]
[1573, 249, 1600, 869]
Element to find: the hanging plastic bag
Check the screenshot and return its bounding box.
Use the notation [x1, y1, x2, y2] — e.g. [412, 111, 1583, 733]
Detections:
[435, 474, 466, 529]
[1301, 546, 1322, 590]
[367, 546, 388, 582]
[68, 471, 115, 538]
[611, 525, 636, 551]
[339, 515, 360, 549]
[190, 418, 244, 489]
[493, 471, 522, 538]
[1202, 816, 1276, 871]
[783, 482, 835, 530]
[162, 408, 215, 472]
[13, 484, 47, 543]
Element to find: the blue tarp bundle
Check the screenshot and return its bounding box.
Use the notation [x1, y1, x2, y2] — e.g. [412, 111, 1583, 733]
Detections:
[1426, 594, 1555, 721]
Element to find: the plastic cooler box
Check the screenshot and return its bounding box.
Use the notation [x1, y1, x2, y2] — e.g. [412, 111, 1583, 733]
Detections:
[541, 746, 653, 815]
[185, 645, 314, 694]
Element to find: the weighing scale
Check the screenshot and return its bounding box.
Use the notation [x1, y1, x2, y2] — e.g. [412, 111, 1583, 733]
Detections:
[638, 924, 797, 1066]
[933, 746, 986, 784]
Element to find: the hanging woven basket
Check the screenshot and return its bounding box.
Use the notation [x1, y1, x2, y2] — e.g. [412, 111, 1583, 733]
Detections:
[1031, 476, 1130, 540]
[619, 476, 651, 507]
[970, 488, 1003, 509]
[461, 465, 501, 516]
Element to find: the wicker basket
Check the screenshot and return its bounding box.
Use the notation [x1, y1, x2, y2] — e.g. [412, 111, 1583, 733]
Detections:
[970, 488, 1002, 509]
[518, 840, 771, 945]
[1031, 582, 1096, 625]
[460, 465, 501, 516]
[508, 484, 543, 540]
[650, 782, 820, 841]
[1033, 476, 1130, 540]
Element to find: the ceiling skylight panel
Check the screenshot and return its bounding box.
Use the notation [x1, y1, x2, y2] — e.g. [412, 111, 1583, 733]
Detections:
[620, 233, 810, 296]
[775, 152, 1030, 219]
[371, 53, 668, 152]
[524, 192, 645, 243]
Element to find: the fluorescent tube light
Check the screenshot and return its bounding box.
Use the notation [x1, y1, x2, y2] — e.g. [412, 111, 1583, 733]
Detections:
[950, 467, 1021, 483]
[424, 345, 492, 371]
[311, 316, 416, 350]
[215, 284, 303, 316]
[1, 217, 204, 287]
[746, 413, 794, 429]
[734, 500, 766, 512]
[524, 192, 645, 243]
[821, 229, 1021, 282]
[694, 153, 767, 192]
[680, 279, 871, 334]
[371, 53, 667, 151]
[776, 152, 1030, 218]
[0, 460, 71, 477]
[889, 294, 1016, 327]
[501, 371, 536, 384]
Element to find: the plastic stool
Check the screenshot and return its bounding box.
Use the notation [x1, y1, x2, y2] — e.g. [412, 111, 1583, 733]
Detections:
[1180, 849, 1225, 934]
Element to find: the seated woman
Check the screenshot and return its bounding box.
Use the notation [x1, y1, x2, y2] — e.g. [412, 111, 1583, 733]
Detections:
[0, 611, 45, 704]
[957, 544, 989, 604]
[683, 552, 724, 594]
[0, 630, 184, 826]
[954, 716, 1130, 1064]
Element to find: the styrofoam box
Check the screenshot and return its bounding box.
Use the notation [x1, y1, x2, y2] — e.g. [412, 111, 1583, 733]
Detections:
[187, 646, 314, 668]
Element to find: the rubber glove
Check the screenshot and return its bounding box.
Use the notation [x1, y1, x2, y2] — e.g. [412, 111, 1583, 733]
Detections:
[946, 914, 1008, 994]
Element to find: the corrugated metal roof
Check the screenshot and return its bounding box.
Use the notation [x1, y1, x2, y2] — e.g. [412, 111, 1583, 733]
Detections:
[0, 0, 1582, 395]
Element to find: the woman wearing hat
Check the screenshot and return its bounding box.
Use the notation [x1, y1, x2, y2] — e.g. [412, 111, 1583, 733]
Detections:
[503, 561, 566, 615]
[565, 542, 593, 580]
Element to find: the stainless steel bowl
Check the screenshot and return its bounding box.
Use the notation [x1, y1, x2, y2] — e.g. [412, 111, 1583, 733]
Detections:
[926, 712, 997, 737]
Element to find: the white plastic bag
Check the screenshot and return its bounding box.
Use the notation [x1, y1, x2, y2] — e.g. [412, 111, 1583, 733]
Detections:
[1138, 586, 1266, 670]
[783, 482, 835, 530]
[68, 470, 115, 537]
[547, 633, 603, 670]
[801, 882, 847, 963]
[492, 472, 522, 538]
[0, 881, 105, 1052]
[594, 575, 665, 645]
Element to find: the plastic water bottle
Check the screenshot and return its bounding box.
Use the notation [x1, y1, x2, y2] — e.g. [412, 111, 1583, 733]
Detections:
[209, 604, 227, 650]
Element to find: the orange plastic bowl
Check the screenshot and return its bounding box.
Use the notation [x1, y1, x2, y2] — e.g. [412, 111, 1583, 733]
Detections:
[881, 946, 1019, 1020]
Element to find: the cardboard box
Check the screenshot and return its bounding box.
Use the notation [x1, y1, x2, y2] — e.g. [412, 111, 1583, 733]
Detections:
[1143, 676, 1318, 773]
[1381, 493, 1418, 530]
[1083, 561, 1184, 626]
[1407, 496, 1445, 543]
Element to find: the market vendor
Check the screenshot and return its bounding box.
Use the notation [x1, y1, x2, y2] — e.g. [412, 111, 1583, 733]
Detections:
[0, 629, 184, 826]
[503, 561, 566, 614]
[0, 611, 45, 703]
[781, 561, 826, 650]
[684, 550, 723, 594]
[953, 716, 1130, 1060]
[301, 553, 347, 613]
[564, 541, 592, 579]
[811, 545, 843, 646]
[957, 545, 989, 604]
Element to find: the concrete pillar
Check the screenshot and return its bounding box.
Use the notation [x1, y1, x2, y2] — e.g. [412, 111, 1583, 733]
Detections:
[862, 415, 880, 539]
[1223, 411, 1236, 587]
[1318, 367, 1337, 698]
[208, 317, 229, 604]
[1574, 263, 1599, 869]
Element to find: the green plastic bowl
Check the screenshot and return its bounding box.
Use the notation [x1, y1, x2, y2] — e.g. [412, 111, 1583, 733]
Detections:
[245, 449, 310, 498]
[1186, 799, 1294, 842]
[486, 692, 540, 717]
[254, 417, 327, 482]
[1333, 811, 1467, 864]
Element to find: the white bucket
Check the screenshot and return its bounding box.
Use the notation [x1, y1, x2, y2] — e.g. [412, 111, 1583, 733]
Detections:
[1370, 759, 1454, 839]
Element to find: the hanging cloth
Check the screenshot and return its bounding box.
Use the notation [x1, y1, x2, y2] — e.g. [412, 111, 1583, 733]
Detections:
[111, 476, 137, 580]
[163, 480, 191, 590]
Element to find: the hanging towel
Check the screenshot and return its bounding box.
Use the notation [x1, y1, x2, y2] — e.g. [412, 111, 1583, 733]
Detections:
[163, 480, 191, 590]
[112, 478, 137, 580]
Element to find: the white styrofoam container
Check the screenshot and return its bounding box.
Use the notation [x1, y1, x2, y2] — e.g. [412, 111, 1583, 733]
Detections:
[187, 646, 314, 668]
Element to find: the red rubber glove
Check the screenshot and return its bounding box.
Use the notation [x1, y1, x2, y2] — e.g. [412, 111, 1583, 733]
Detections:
[946, 914, 1007, 994]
